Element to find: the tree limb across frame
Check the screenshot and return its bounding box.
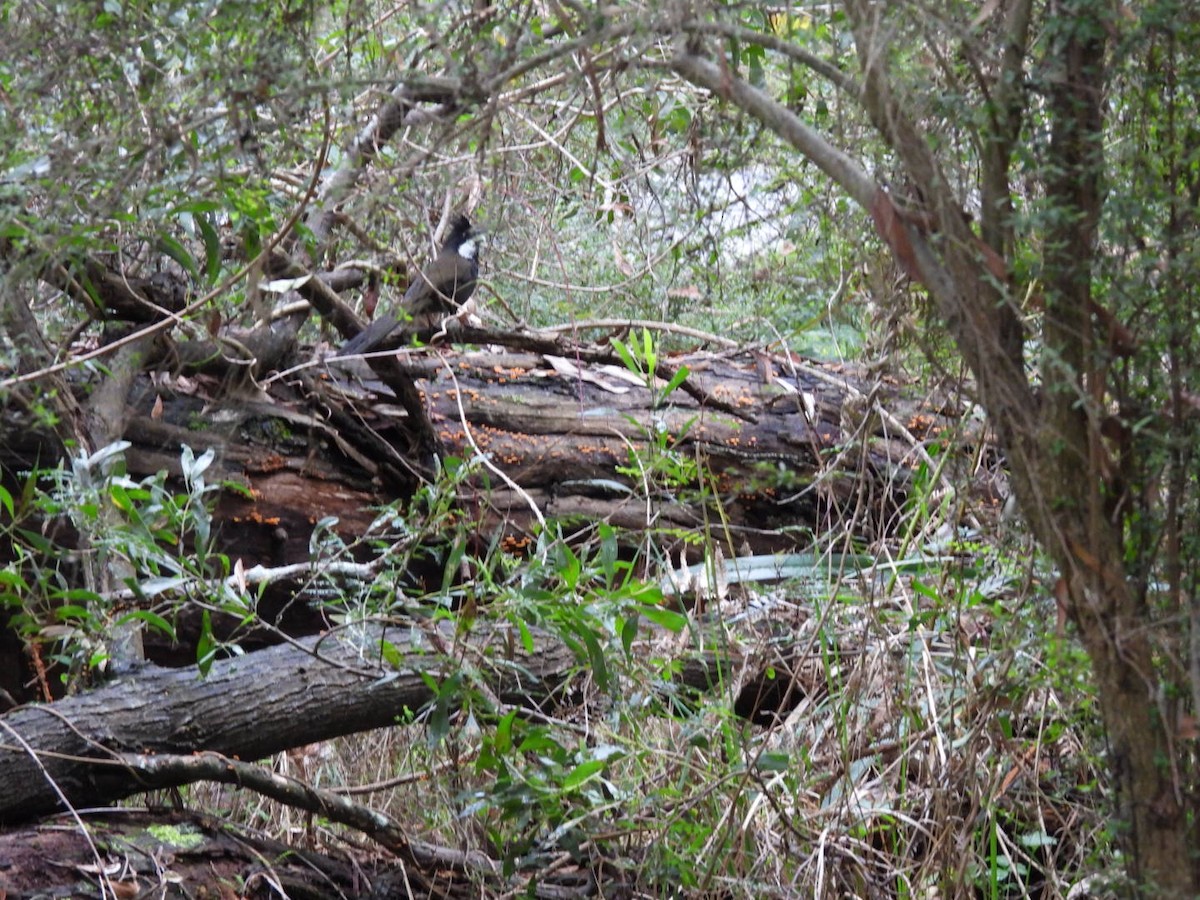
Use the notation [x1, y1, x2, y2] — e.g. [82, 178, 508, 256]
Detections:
[0, 620, 574, 825]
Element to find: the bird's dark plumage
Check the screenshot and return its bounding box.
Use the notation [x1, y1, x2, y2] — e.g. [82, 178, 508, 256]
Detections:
[340, 214, 480, 356]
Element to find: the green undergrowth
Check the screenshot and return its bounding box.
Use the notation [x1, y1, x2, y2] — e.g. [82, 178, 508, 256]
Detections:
[250, 455, 1115, 895]
[0, 444, 1114, 897]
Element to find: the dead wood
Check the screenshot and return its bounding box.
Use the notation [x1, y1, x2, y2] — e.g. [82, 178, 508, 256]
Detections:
[0, 599, 818, 823]
[0, 314, 987, 715]
[0, 809, 381, 900]
[0, 804, 604, 899]
[0, 619, 573, 825]
[0, 605, 802, 898]
[1, 325, 952, 565]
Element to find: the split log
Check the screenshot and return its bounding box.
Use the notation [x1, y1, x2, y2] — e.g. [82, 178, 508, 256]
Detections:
[2, 329, 929, 564]
[0, 323, 979, 701]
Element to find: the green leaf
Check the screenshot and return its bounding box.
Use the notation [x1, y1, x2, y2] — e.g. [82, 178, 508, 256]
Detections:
[660, 364, 690, 400]
[156, 234, 197, 278]
[514, 616, 535, 654]
[0, 568, 29, 592]
[555, 540, 580, 589]
[611, 337, 639, 378]
[56, 588, 103, 604]
[746, 44, 766, 87]
[620, 615, 638, 657]
[172, 200, 222, 214]
[562, 758, 606, 790]
[108, 483, 132, 512]
[495, 708, 518, 754]
[517, 728, 563, 754]
[0, 216, 28, 243]
[116, 609, 177, 641]
[663, 105, 692, 133]
[16, 528, 54, 554]
[194, 212, 222, 284]
[196, 610, 216, 676]
[180, 445, 215, 484]
[587, 634, 609, 691]
[379, 640, 404, 668]
[638, 604, 687, 633]
[640, 328, 655, 372]
[910, 579, 939, 601]
[221, 479, 255, 499]
[755, 751, 791, 773]
[598, 523, 618, 585]
[441, 537, 467, 594]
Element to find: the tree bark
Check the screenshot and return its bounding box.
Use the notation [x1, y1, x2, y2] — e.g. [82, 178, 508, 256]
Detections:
[1, 334, 947, 570]
[0, 609, 804, 829]
[1036, 7, 1189, 894]
[0, 620, 573, 825]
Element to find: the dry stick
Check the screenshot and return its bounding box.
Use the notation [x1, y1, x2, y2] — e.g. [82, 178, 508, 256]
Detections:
[332, 756, 465, 796]
[490, 228, 688, 295]
[439, 353, 548, 538]
[228, 835, 291, 898]
[510, 105, 617, 193]
[483, 22, 641, 99]
[116, 751, 503, 880]
[681, 19, 859, 93]
[539, 318, 740, 349]
[101, 556, 411, 607]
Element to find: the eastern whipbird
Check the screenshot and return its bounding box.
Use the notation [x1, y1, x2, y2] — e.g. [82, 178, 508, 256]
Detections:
[339, 213, 481, 356]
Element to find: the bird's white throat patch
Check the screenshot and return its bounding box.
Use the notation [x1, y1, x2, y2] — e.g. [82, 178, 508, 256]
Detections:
[458, 238, 478, 260]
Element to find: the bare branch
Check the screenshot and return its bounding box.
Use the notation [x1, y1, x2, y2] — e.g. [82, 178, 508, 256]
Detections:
[669, 53, 876, 210]
[680, 19, 859, 93]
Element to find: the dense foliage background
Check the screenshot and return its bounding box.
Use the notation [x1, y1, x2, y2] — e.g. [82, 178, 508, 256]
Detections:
[2, 0, 1199, 896]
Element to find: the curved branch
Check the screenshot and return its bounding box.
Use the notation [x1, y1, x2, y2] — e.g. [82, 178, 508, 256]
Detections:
[118, 751, 504, 879]
[669, 53, 876, 210]
[485, 22, 643, 97]
[680, 19, 859, 94]
[671, 33, 1033, 467]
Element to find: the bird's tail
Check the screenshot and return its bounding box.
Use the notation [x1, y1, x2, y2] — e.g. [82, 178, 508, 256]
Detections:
[337, 314, 401, 357]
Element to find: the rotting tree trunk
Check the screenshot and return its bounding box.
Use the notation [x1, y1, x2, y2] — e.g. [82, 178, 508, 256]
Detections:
[0, 338, 957, 573]
[0, 334, 975, 703]
[326, 340, 919, 548]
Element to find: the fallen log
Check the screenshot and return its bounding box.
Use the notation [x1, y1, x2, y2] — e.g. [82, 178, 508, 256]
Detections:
[0, 325, 979, 703]
[0, 619, 573, 825]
